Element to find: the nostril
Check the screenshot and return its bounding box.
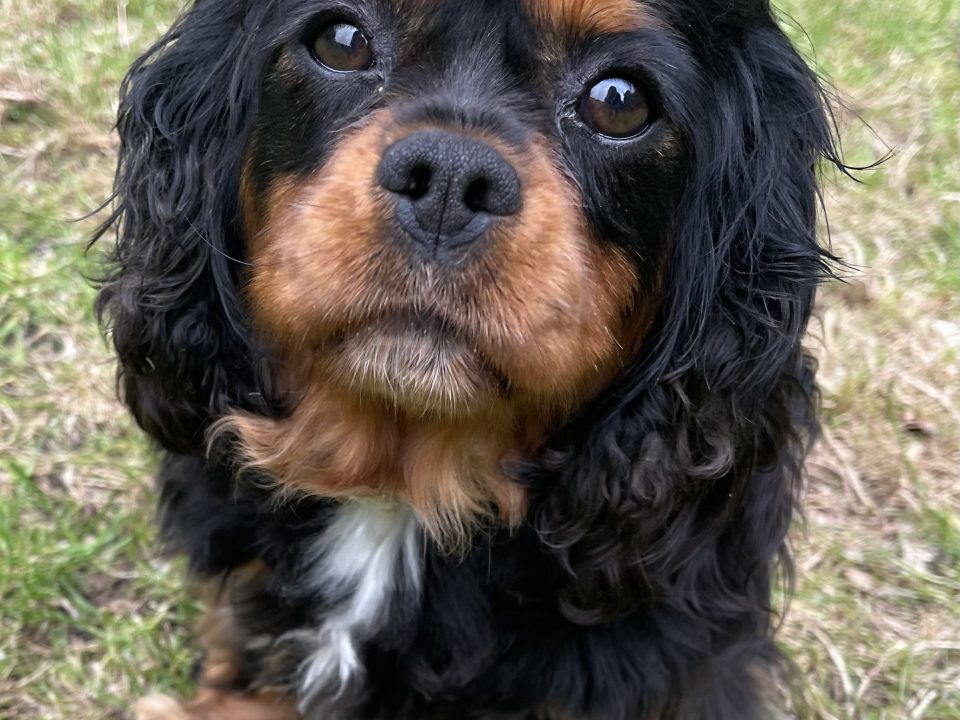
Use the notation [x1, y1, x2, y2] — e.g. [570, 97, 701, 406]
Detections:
[464, 168, 521, 217]
[378, 130, 521, 247]
[463, 177, 490, 214]
[406, 164, 431, 201]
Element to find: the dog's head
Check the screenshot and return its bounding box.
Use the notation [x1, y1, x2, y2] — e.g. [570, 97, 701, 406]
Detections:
[97, 0, 840, 617]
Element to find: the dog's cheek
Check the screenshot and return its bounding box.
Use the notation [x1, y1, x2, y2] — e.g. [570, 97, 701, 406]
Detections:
[241, 112, 401, 346]
[466, 144, 646, 404]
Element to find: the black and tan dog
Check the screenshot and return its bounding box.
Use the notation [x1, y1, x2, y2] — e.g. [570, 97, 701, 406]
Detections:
[94, 0, 843, 717]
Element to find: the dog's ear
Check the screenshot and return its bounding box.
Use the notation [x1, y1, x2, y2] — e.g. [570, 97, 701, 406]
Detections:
[93, 1, 275, 454]
[527, 17, 843, 624]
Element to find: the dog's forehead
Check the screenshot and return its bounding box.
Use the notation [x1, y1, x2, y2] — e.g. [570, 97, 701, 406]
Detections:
[388, 0, 650, 35]
[524, 0, 649, 33]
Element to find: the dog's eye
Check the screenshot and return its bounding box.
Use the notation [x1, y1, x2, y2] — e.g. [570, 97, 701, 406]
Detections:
[579, 77, 651, 139]
[311, 22, 373, 72]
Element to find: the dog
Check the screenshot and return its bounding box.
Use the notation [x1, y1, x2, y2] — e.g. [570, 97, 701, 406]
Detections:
[93, 0, 842, 717]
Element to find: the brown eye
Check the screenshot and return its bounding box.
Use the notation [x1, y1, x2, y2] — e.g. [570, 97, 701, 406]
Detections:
[312, 22, 372, 72]
[579, 77, 651, 139]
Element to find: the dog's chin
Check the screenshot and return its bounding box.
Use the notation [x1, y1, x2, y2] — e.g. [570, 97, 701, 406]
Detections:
[322, 315, 501, 417]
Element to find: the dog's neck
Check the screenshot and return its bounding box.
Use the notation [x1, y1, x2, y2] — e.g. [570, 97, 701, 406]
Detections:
[214, 382, 536, 551]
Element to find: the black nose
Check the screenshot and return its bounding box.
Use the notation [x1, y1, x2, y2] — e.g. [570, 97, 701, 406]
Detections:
[377, 130, 521, 253]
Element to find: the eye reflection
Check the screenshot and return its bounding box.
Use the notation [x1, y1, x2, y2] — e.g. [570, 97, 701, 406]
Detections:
[579, 77, 651, 139]
[312, 21, 373, 72]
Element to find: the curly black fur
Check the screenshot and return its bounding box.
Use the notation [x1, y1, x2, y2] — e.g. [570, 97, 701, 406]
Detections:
[93, 1, 846, 718]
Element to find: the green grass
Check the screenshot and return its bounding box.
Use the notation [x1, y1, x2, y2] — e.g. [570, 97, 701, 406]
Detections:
[1, 1, 200, 715]
[1, 0, 958, 717]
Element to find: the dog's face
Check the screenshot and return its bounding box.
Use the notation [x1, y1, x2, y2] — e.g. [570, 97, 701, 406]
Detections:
[241, 0, 687, 418]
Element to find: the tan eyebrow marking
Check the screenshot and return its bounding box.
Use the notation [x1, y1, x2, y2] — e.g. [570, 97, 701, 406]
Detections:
[526, 0, 651, 36]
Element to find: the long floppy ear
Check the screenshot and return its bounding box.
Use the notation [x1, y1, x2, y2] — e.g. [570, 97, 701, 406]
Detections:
[527, 10, 843, 624]
[93, 0, 277, 453]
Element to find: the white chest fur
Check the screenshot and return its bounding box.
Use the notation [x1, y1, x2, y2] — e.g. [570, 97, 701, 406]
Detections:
[298, 501, 422, 710]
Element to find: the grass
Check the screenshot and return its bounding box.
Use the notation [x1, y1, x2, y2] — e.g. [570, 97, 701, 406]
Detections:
[1, 2, 201, 716]
[0, 0, 958, 717]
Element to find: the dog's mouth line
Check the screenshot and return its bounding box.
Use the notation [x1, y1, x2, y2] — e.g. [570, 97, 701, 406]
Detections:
[328, 309, 462, 343]
[324, 310, 515, 394]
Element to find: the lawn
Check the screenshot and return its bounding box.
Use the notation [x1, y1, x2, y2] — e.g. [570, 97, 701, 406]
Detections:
[1, 0, 958, 718]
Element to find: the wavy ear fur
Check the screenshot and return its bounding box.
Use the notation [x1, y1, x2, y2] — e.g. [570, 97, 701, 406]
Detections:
[528, 10, 843, 625]
[93, 0, 277, 453]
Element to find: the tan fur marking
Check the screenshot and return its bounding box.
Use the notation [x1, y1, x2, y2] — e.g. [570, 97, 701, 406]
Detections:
[475, 139, 641, 404]
[527, 0, 651, 36]
[215, 387, 528, 552]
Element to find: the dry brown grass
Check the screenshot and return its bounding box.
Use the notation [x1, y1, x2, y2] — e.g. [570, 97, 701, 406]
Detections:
[776, 3, 960, 715]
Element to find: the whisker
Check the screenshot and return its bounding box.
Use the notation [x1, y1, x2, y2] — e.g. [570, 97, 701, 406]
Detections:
[185, 217, 253, 266]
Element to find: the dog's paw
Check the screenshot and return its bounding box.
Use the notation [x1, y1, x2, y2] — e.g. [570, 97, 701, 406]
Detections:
[133, 695, 191, 720]
[132, 689, 299, 720]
